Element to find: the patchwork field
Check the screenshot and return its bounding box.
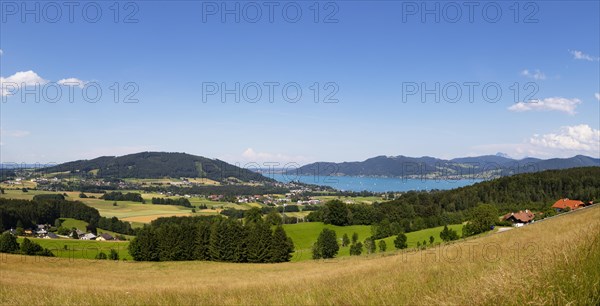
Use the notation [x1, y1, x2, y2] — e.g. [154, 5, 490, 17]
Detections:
[2, 205, 598, 305]
[0, 190, 238, 223]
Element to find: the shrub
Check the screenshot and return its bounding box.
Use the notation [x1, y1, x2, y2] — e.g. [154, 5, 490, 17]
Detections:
[108, 249, 119, 260]
[96, 251, 108, 260]
[378, 240, 387, 252]
[349, 242, 363, 256]
[342, 233, 350, 247]
[440, 225, 459, 242]
[364, 237, 376, 254]
[394, 233, 408, 249]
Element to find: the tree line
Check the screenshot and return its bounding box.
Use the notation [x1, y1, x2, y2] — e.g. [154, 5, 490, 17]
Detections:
[0, 232, 54, 257]
[100, 192, 145, 203]
[0, 198, 135, 235]
[151, 197, 192, 207]
[129, 214, 294, 263]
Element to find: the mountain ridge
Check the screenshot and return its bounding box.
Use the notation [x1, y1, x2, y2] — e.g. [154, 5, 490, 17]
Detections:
[288, 154, 600, 178]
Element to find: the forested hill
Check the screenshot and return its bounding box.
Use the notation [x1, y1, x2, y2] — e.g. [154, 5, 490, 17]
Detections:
[381, 167, 600, 223]
[40, 152, 272, 182]
[289, 154, 600, 178]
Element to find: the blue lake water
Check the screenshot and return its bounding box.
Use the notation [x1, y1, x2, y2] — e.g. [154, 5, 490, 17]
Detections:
[269, 174, 482, 193]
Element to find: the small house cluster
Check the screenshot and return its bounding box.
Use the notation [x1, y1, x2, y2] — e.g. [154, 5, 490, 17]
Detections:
[501, 198, 595, 227]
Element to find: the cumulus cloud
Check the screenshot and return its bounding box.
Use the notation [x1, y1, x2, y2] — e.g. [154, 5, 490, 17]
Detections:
[521, 69, 546, 80]
[0, 49, 3, 56]
[1, 72, 88, 96]
[58, 78, 87, 88]
[595, 93, 600, 101]
[470, 125, 600, 159]
[508, 97, 581, 115]
[530, 124, 600, 153]
[569, 50, 599, 62]
[239, 148, 311, 165]
[0, 70, 47, 96]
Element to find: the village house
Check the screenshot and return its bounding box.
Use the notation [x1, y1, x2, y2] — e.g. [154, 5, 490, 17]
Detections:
[502, 210, 535, 226]
[96, 233, 114, 241]
[81, 233, 97, 240]
[44, 232, 59, 239]
[72, 229, 85, 238]
[552, 198, 585, 211]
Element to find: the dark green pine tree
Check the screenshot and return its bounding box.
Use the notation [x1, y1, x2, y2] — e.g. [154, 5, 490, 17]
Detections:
[128, 226, 159, 261]
[246, 220, 273, 263]
[209, 219, 226, 261]
[194, 222, 212, 260]
[269, 225, 294, 262]
[0, 232, 19, 253]
[231, 221, 248, 263]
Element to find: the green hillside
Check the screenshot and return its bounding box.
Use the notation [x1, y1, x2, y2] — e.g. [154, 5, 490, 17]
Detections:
[39, 151, 272, 182]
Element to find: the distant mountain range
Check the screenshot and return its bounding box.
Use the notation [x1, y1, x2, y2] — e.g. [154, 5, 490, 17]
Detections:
[39, 152, 272, 182]
[287, 154, 600, 179]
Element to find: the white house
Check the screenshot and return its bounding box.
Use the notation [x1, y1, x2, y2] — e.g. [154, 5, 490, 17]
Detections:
[81, 233, 97, 240]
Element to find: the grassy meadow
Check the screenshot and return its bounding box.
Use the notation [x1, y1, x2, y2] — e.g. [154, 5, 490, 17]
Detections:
[1, 205, 598, 305]
[59, 218, 136, 240]
[15, 237, 132, 260]
[284, 222, 464, 261]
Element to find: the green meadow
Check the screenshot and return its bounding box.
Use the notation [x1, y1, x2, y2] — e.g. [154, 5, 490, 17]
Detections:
[283, 222, 464, 261]
[16, 237, 132, 260]
[60, 218, 136, 240]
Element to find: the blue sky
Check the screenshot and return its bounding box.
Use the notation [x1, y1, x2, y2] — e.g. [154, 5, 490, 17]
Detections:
[1, 1, 599, 165]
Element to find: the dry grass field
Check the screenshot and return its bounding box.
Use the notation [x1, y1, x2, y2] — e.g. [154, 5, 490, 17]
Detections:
[1, 205, 599, 305]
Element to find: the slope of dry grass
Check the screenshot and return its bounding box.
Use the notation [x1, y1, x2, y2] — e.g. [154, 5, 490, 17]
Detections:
[1, 205, 599, 305]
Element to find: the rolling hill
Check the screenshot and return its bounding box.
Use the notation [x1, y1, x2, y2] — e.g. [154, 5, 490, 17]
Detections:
[39, 152, 272, 182]
[289, 153, 600, 178]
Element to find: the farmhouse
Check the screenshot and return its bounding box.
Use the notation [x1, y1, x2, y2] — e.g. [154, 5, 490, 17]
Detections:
[96, 233, 114, 241]
[81, 233, 97, 240]
[72, 229, 85, 238]
[552, 198, 585, 211]
[502, 210, 535, 225]
[44, 232, 59, 239]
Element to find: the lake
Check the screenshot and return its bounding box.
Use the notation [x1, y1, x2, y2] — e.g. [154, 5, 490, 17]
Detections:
[268, 174, 482, 193]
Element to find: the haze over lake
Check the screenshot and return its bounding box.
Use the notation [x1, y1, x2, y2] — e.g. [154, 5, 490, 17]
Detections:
[269, 174, 482, 192]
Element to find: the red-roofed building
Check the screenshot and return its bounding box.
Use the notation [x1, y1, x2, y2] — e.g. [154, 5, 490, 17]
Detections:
[552, 198, 585, 211]
[502, 210, 535, 224]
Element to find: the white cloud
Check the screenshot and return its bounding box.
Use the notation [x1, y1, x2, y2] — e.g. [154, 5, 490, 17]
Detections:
[569, 50, 599, 62]
[530, 124, 600, 153]
[521, 69, 546, 80]
[237, 148, 311, 165]
[0, 70, 48, 96]
[508, 97, 581, 115]
[0, 49, 3, 56]
[1, 72, 88, 96]
[470, 125, 600, 159]
[0, 129, 31, 138]
[595, 93, 600, 101]
[58, 78, 87, 89]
